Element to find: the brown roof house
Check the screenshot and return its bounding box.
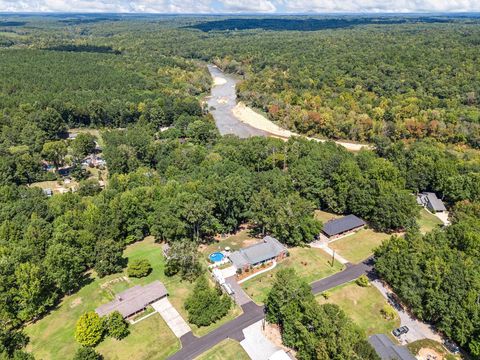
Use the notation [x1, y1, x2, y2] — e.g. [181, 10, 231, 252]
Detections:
[96, 280, 168, 318]
[228, 236, 287, 271]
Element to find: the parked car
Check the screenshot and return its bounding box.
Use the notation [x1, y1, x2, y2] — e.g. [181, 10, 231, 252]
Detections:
[444, 339, 460, 354]
[392, 326, 409, 337]
[387, 292, 402, 310]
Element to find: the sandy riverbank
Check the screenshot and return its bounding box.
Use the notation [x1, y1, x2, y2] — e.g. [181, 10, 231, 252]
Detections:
[213, 76, 227, 86]
[232, 102, 370, 151]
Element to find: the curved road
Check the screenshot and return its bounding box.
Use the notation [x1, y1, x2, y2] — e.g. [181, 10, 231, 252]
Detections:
[167, 258, 374, 360]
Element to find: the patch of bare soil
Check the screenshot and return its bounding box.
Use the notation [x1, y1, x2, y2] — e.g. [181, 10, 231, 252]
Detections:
[70, 297, 82, 308]
[418, 348, 444, 360]
[262, 322, 297, 358]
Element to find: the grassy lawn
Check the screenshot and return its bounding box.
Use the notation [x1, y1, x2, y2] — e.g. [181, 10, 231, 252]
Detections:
[195, 339, 250, 360]
[97, 313, 180, 360]
[314, 210, 342, 223]
[317, 282, 400, 337]
[329, 228, 390, 264]
[418, 208, 443, 234]
[26, 237, 241, 359]
[242, 247, 344, 304]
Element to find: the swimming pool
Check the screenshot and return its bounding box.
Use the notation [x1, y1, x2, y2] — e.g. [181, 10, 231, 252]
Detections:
[209, 252, 225, 263]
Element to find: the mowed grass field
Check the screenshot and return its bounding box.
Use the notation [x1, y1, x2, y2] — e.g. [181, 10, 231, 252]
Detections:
[25, 237, 241, 359]
[242, 247, 344, 304]
[329, 229, 390, 264]
[317, 282, 400, 337]
[195, 339, 250, 360]
[417, 208, 443, 234]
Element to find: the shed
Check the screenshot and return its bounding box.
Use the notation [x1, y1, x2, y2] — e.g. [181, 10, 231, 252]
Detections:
[95, 280, 168, 318]
[368, 334, 416, 360]
[322, 215, 366, 238]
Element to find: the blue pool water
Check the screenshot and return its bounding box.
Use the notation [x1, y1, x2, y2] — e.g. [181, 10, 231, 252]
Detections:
[209, 252, 225, 262]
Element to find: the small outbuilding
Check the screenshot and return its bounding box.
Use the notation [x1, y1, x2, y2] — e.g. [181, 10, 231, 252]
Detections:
[322, 214, 366, 240]
[416, 192, 447, 213]
[228, 236, 287, 271]
[95, 280, 168, 318]
[368, 334, 416, 360]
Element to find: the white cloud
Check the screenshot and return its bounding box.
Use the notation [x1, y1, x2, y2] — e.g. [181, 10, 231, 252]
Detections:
[0, 0, 211, 13]
[278, 0, 480, 13]
[218, 0, 276, 13]
[0, 0, 479, 13]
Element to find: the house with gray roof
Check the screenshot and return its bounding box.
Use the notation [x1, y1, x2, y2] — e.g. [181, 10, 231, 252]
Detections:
[228, 236, 287, 271]
[322, 214, 366, 239]
[95, 280, 168, 318]
[368, 334, 416, 360]
[416, 192, 447, 213]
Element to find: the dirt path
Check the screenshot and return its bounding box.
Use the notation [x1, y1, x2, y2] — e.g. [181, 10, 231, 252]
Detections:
[232, 102, 370, 151]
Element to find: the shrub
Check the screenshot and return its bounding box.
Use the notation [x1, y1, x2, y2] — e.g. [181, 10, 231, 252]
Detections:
[356, 275, 370, 287]
[380, 304, 397, 320]
[184, 276, 232, 327]
[104, 311, 129, 340]
[75, 312, 105, 347]
[127, 259, 152, 278]
[321, 291, 331, 299]
[73, 346, 103, 360]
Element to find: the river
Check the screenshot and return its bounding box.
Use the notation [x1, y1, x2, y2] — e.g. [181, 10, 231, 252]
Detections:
[206, 64, 369, 151]
[206, 65, 269, 138]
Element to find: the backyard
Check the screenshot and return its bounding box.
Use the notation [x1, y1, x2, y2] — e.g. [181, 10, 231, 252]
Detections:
[195, 339, 250, 360]
[241, 247, 344, 304]
[317, 281, 400, 337]
[25, 237, 241, 359]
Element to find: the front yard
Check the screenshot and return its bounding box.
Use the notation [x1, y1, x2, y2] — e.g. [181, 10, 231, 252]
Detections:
[241, 247, 344, 304]
[317, 281, 400, 337]
[329, 228, 391, 264]
[195, 339, 250, 360]
[417, 208, 443, 234]
[26, 237, 241, 359]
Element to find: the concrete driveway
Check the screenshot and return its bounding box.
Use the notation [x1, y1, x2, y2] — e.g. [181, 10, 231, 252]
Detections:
[240, 320, 289, 360]
[225, 276, 252, 306]
[372, 280, 442, 344]
[152, 297, 191, 338]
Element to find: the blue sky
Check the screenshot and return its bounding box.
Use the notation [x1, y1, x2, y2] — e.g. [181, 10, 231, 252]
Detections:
[1, 0, 479, 13]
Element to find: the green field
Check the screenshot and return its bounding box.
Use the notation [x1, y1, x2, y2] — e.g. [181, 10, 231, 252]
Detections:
[241, 247, 344, 304]
[25, 237, 241, 359]
[417, 208, 443, 234]
[330, 228, 391, 264]
[317, 282, 400, 336]
[195, 339, 250, 360]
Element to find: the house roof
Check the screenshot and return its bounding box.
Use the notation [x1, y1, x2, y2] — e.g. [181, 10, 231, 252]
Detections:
[424, 192, 447, 212]
[95, 280, 167, 318]
[228, 236, 286, 268]
[368, 334, 416, 360]
[323, 214, 366, 237]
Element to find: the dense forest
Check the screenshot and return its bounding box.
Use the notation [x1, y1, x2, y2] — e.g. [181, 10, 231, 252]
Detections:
[375, 201, 480, 356]
[0, 14, 479, 359]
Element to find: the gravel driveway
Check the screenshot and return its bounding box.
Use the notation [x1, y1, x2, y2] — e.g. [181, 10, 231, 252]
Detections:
[372, 280, 442, 344]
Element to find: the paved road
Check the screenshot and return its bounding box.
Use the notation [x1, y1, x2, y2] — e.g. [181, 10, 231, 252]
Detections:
[311, 257, 374, 295]
[167, 258, 373, 360]
[168, 302, 265, 360]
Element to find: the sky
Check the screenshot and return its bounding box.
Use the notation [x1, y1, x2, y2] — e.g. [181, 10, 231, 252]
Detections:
[1, 0, 480, 14]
